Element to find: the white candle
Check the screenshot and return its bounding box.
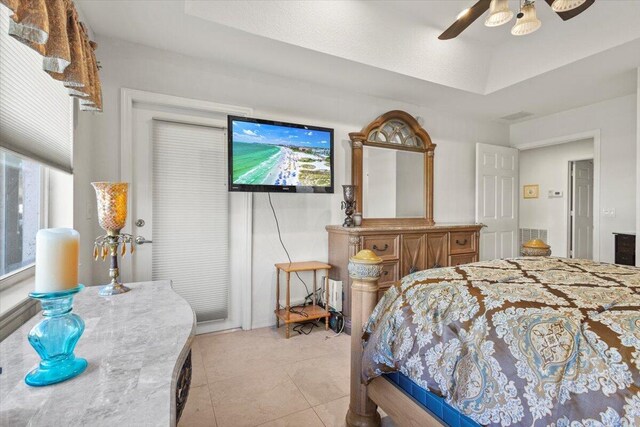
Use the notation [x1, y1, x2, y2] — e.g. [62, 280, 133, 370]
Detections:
[35, 228, 80, 293]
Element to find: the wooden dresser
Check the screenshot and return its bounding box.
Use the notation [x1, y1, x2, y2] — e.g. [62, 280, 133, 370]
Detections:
[327, 223, 482, 333]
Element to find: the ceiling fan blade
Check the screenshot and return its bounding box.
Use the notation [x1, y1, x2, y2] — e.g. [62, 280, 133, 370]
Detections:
[544, 0, 595, 21]
[438, 0, 492, 40]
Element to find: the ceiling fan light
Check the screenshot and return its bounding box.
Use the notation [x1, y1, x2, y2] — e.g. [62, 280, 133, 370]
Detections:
[485, 0, 514, 27]
[511, 2, 541, 36]
[551, 0, 587, 12]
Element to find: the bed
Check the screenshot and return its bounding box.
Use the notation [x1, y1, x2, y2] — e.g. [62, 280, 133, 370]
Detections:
[346, 255, 640, 426]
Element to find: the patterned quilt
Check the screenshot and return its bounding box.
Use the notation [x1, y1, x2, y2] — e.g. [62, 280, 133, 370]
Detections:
[362, 257, 640, 426]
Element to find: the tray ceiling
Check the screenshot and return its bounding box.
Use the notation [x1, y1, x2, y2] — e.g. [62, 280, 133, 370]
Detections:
[76, 0, 640, 121]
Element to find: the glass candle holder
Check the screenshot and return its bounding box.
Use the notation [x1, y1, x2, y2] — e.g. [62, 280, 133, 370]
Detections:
[25, 285, 88, 387]
[92, 182, 132, 296]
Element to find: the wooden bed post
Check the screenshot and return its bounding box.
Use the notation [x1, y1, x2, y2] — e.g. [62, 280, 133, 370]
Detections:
[346, 250, 383, 427]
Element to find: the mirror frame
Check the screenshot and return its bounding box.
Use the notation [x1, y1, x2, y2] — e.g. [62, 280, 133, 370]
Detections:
[349, 110, 436, 226]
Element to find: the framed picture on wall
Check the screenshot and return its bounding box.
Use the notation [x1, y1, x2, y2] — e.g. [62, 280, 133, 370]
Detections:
[523, 184, 539, 199]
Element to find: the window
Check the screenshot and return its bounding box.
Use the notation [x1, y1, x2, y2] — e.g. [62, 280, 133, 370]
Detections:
[0, 4, 74, 288]
[0, 6, 73, 173]
[0, 149, 43, 280]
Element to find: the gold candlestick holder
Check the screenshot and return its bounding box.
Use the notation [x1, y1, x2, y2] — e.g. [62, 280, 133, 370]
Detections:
[92, 182, 134, 296]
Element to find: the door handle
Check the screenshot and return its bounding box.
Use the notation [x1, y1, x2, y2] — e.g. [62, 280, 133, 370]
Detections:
[135, 236, 152, 245]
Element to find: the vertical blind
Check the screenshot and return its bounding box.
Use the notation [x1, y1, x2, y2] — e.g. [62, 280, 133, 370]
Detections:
[152, 120, 229, 322]
[0, 6, 73, 173]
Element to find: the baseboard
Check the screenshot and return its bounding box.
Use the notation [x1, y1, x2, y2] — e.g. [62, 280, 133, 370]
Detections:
[251, 320, 277, 330]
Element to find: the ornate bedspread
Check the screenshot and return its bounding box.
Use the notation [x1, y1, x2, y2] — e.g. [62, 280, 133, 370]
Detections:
[362, 257, 640, 426]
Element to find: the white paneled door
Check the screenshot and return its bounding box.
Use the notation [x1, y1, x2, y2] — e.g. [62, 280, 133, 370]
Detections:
[126, 106, 241, 333]
[475, 143, 519, 261]
[570, 160, 594, 259]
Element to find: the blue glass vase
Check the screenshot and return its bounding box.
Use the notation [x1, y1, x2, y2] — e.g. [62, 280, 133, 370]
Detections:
[25, 285, 88, 387]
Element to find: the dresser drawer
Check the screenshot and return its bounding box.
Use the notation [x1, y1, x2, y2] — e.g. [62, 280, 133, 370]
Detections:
[449, 231, 476, 255]
[450, 253, 477, 266]
[363, 235, 399, 260]
[380, 261, 399, 285]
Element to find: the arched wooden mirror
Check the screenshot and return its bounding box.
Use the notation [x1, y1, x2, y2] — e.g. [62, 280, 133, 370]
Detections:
[349, 110, 436, 226]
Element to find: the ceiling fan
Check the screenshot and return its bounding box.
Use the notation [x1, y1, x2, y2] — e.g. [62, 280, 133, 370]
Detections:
[439, 0, 595, 40]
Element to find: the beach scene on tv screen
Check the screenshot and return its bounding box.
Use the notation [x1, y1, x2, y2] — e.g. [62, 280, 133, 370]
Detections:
[232, 120, 331, 187]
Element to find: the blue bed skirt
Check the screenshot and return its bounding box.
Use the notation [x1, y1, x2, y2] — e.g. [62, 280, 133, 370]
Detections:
[383, 372, 480, 427]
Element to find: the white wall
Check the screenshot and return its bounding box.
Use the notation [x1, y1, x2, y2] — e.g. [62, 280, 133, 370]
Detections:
[73, 106, 98, 284]
[511, 95, 637, 263]
[75, 36, 509, 329]
[48, 168, 73, 229]
[519, 139, 594, 258]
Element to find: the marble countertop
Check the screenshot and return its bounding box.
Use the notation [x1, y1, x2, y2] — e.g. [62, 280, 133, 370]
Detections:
[0, 281, 195, 427]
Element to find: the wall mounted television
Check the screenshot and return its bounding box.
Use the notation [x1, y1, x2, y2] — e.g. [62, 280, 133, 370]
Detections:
[228, 116, 334, 193]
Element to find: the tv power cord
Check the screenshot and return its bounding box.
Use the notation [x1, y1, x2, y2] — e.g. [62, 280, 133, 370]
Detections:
[268, 192, 313, 303]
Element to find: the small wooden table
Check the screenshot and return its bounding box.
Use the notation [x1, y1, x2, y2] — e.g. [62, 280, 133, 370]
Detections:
[275, 261, 332, 338]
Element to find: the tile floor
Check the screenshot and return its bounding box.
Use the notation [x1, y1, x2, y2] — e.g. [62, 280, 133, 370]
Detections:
[178, 325, 395, 427]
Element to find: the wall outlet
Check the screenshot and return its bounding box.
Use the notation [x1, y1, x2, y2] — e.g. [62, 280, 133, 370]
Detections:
[602, 208, 616, 218]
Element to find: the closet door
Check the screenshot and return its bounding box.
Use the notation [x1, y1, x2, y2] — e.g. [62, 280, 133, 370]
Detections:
[475, 143, 518, 260]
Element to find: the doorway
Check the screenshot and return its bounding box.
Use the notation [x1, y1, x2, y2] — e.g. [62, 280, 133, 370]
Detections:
[568, 159, 594, 259]
[120, 89, 253, 334]
[518, 138, 595, 259]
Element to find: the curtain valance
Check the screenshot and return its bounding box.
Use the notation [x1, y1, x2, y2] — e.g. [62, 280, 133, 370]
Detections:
[0, 0, 102, 111]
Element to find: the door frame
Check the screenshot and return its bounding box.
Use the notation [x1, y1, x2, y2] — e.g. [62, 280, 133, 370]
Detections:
[517, 130, 601, 262]
[567, 158, 594, 259]
[120, 88, 254, 331]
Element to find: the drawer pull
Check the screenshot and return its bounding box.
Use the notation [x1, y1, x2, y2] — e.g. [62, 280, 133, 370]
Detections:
[372, 244, 389, 252]
[383, 270, 389, 276]
[455, 239, 468, 246]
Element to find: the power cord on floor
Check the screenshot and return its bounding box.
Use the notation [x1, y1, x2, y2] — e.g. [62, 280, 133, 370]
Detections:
[292, 321, 322, 335]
